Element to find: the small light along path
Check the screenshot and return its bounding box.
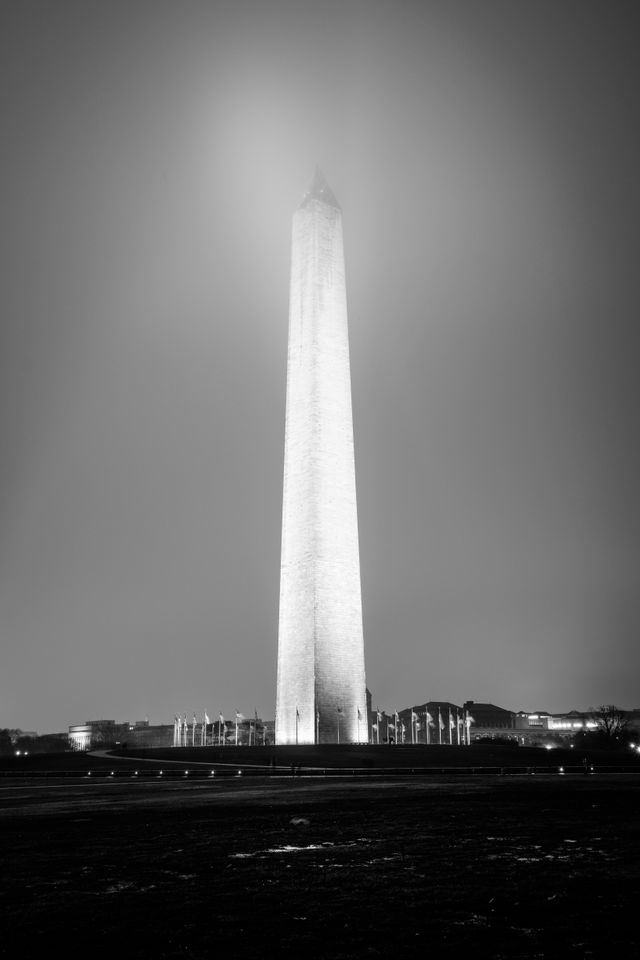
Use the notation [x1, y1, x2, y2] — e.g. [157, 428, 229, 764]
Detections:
[88, 750, 640, 779]
[89, 749, 281, 772]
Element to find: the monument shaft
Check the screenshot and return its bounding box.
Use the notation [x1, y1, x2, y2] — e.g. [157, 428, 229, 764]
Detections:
[276, 171, 367, 744]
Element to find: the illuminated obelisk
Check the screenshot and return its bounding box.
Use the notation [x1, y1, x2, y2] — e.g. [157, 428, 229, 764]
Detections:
[276, 169, 367, 744]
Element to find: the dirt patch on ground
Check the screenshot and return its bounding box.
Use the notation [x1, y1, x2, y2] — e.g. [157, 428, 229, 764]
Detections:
[1, 775, 638, 958]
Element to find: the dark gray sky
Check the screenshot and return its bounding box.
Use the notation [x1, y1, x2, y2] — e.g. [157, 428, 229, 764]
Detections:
[2, 0, 639, 733]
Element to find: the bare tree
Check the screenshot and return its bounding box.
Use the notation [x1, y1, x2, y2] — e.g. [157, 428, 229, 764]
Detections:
[590, 704, 629, 740]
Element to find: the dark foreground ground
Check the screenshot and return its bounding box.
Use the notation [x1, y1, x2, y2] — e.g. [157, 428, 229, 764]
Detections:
[1, 773, 638, 959]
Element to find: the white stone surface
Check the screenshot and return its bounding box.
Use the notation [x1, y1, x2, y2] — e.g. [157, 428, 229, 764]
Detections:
[275, 175, 367, 744]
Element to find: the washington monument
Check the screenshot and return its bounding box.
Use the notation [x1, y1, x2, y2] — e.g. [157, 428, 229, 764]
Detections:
[275, 170, 367, 745]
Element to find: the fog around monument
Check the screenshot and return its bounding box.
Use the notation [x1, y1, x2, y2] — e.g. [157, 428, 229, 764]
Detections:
[1, 1, 638, 732]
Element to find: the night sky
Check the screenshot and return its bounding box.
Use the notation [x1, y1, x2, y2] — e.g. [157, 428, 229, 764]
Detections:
[2, 1, 639, 733]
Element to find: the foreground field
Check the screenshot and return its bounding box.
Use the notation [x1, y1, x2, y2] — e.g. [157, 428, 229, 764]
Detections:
[1, 775, 638, 958]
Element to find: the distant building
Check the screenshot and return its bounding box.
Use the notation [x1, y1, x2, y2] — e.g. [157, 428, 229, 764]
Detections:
[122, 722, 173, 749]
[464, 701, 516, 730]
[513, 710, 599, 745]
[68, 724, 93, 750]
[68, 719, 173, 751]
[68, 720, 122, 751]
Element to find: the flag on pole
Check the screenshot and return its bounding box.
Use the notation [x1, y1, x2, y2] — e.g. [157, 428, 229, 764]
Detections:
[464, 712, 474, 745]
[205, 712, 210, 725]
[438, 710, 444, 730]
[424, 709, 432, 744]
